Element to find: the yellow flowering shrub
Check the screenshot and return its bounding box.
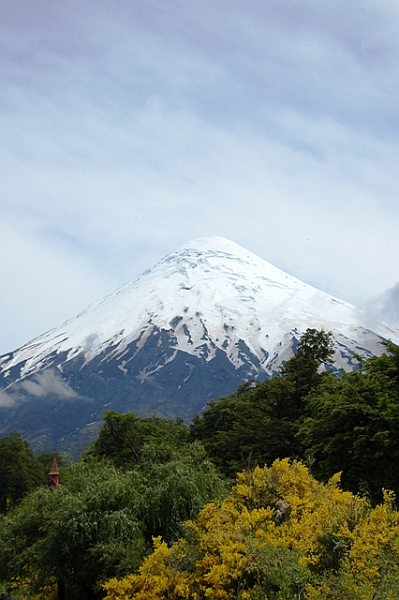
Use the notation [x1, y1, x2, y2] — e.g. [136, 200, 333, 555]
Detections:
[104, 459, 399, 600]
[104, 536, 196, 600]
[240, 461, 366, 568]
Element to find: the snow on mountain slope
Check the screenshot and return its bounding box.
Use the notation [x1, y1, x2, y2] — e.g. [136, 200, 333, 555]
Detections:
[1, 236, 398, 383]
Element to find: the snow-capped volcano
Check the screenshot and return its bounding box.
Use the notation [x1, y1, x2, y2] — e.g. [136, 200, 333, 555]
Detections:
[1, 236, 398, 454]
[2, 236, 396, 378]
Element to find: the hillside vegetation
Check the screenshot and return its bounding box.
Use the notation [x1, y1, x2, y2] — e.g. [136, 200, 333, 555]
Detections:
[1, 330, 399, 600]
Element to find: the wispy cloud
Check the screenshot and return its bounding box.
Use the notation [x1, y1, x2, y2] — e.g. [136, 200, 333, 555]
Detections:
[0, 368, 80, 407]
[363, 282, 399, 329]
[0, 389, 15, 409]
[20, 369, 80, 399]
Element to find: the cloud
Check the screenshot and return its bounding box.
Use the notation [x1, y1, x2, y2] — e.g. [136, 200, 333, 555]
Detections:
[363, 283, 399, 329]
[19, 370, 81, 399]
[0, 219, 117, 353]
[83, 334, 100, 352]
[0, 369, 81, 410]
[0, 389, 15, 408]
[0, 0, 398, 354]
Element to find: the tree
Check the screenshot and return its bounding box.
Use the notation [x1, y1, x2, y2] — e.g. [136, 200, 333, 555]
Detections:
[190, 376, 300, 476]
[280, 328, 335, 403]
[0, 445, 227, 600]
[0, 431, 44, 513]
[299, 341, 399, 502]
[190, 329, 335, 477]
[85, 411, 189, 468]
[135, 442, 228, 545]
[0, 460, 144, 600]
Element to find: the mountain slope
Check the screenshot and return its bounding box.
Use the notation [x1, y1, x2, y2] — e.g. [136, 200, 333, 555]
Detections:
[1, 236, 398, 454]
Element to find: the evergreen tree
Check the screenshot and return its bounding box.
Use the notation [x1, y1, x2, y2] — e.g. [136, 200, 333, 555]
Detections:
[190, 376, 299, 476]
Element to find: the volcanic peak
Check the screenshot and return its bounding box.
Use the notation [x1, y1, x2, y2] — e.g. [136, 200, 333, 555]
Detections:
[1, 236, 397, 383]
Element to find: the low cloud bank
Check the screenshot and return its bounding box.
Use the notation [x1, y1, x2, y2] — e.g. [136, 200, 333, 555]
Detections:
[19, 370, 81, 399]
[0, 369, 82, 410]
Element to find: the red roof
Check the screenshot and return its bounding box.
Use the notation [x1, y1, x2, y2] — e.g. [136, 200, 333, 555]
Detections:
[49, 455, 59, 476]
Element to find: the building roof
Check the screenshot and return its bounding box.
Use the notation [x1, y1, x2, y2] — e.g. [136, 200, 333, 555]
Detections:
[49, 455, 59, 476]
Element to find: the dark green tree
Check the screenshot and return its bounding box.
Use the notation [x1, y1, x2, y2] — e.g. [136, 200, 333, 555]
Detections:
[299, 341, 399, 503]
[280, 328, 335, 403]
[0, 432, 43, 513]
[190, 376, 299, 477]
[85, 411, 189, 467]
[191, 329, 335, 477]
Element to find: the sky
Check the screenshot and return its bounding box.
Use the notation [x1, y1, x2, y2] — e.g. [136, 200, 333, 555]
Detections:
[0, 0, 398, 354]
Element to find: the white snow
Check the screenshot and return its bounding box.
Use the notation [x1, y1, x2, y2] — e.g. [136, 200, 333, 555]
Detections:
[1, 236, 398, 381]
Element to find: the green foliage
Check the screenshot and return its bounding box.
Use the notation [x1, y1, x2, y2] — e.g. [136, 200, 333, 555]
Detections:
[3, 331, 399, 599]
[191, 331, 399, 504]
[136, 442, 228, 544]
[0, 431, 44, 513]
[85, 411, 189, 467]
[190, 376, 300, 476]
[0, 442, 227, 599]
[243, 541, 313, 600]
[299, 340, 399, 503]
[191, 329, 335, 477]
[0, 460, 144, 600]
[280, 328, 335, 402]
